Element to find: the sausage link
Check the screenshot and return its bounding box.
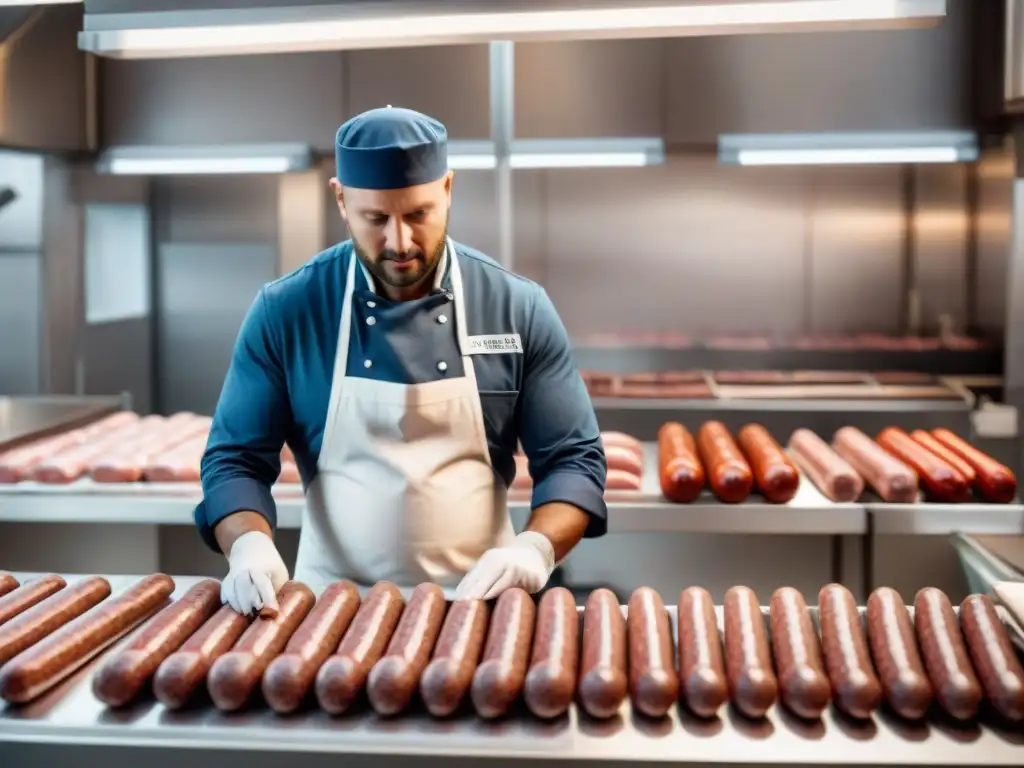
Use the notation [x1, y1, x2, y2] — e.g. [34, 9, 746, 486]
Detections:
[658, 422, 706, 503]
[959, 594, 1024, 722]
[866, 587, 933, 720]
[678, 586, 728, 718]
[0, 574, 67, 625]
[578, 588, 627, 719]
[0, 572, 18, 598]
[931, 429, 1018, 504]
[367, 583, 446, 716]
[471, 587, 536, 719]
[627, 586, 678, 718]
[420, 598, 490, 717]
[877, 427, 969, 503]
[724, 586, 777, 719]
[93, 578, 222, 708]
[314, 582, 404, 715]
[523, 587, 578, 720]
[787, 429, 864, 503]
[262, 580, 361, 714]
[737, 424, 800, 504]
[817, 583, 881, 719]
[770, 587, 831, 719]
[914, 587, 983, 720]
[152, 605, 250, 710]
[0, 574, 174, 704]
[0, 577, 111, 667]
[909, 431, 977, 486]
[833, 427, 918, 503]
[207, 581, 316, 712]
[697, 421, 754, 503]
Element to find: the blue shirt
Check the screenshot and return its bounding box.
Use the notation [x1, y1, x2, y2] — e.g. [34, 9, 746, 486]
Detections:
[195, 240, 608, 552]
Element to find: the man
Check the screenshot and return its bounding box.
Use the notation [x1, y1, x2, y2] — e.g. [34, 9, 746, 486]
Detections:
[195, 106, 608, 616]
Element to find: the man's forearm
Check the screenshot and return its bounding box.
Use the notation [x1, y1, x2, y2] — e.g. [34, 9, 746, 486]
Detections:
[214, 511, 273, 555]
[525, 501, 590, 562]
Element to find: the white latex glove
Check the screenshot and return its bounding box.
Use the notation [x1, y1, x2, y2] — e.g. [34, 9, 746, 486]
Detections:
[221, 531, 289, 617]
[454, 531, 556, 601]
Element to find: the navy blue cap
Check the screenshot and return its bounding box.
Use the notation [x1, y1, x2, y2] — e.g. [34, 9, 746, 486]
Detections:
[335, 106, 448, 190]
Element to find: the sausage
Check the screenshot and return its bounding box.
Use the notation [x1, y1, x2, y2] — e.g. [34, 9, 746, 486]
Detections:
[0, 573, 174, 703]
[0, 577, 111, 667]
[29, 417, 153, 484]
[770, 587, 830, 719]
[866, 586, 933, 719]
[600, 432, 644, 460]
[605, 469, 642, 492]
[262, 580, 361, 714]
[420, 598, 490, 717]
[817, 583, 881, 719]
[206, 581, 316, 712]
[523, 587, 578, 720]
[627, 586, 679, 718]
[913, 587, 983, 721]
[697, 421, 754, 503]
[0, 572, 18, 597]
[143, 435, 208, 482]
[578, 587, 628, 719]
[470, 587, 536, 719]
[90, 413, 208, 483]
[908, 430, 977, 485]
[787, 428, 864, 503]
[658, 422, 706, 503]
[0, 574, 66, 625]
[876, 427, 969, 503]
[958, 594, 1024, 721]
[367, 583, 446, 716]
[606, 445, 643, 477]
[723, 586, 778, 719]
[93, 579, 222, 708]
[833, 427, 918, 503]
[678, 586, 728, 718]
[314, 581, 405, 715]
[152, 605, 250, 710]
[737, 424, 800, 504]
[931, 428, 1018, 504]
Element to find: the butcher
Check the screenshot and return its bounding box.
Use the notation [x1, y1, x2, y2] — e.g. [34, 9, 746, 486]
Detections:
[195, 106, 607, 616]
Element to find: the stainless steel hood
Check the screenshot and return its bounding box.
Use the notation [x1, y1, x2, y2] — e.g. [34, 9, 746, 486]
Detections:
[78, 0, 948, 59]
[0, 5, 91, 152]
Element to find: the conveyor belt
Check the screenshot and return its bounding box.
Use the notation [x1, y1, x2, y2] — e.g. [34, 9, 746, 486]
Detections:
[2, 574, 1024, 768]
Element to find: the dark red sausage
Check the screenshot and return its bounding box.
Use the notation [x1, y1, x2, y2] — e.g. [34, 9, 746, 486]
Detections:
[0, 572, 18, 598]
[628, 587, 678, 718]
[658, 422, 706, 503]
[697, 422, 754, 503]
[737, 424, 800, 504]
[0, 574, 174, 703]
[523, 587, 578, 720]
[0, 577, 111, 666]
[866, 587, 933, 720]
[93, 579, 222, 707]
[678, 586, 728, 718]
[909, 431, 977, 485]
[0, 574, 66, 625]
[723, 586, 777, 719]
[817, 583, 881, 719]
[420, 598, 490, 717]
[914, 587, 982, 721]
[262, 580, 361, 714]
[770, 587, 830, 719]
[578, 588, 627, 719]
[931, 428, 1017, 503]
[876, 427, 968, 503]
[959, 594, 1024, 722]
[471, 587, 535, 719]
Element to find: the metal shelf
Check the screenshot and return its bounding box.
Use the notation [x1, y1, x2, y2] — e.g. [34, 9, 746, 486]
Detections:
[867, 502, 1024, 535]
[1, 574, 1022, 767]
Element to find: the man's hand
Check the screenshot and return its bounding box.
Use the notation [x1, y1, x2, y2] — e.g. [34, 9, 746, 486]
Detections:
[454, 531, 556, 601]
[221, 530, 289, 616]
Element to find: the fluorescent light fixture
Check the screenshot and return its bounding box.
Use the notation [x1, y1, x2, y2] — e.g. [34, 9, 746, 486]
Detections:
[95, 144, 313, 175]
[79, 1, 946, 59]
[0, 1, 80, 5]
[719, 131, 978, 166]
[447, 138, 664, 171]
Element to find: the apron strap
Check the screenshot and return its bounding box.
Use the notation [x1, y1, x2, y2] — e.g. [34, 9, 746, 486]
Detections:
[321, 254, 357, 452]
[448, 240, 478, 389]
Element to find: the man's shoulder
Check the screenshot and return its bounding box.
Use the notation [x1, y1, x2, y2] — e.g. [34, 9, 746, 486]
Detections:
[454, 241, 542, 304]
[265, 241, 352, 299]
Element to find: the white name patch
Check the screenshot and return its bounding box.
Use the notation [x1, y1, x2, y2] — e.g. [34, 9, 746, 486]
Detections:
[465, 333, 524, 355]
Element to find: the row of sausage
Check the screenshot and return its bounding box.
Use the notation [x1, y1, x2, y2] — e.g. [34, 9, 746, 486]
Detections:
[658, 422, 1018, 504]
[0, 411, 300, 485]
[0, 572, 1020, 726]
[513, 431, 646, 493]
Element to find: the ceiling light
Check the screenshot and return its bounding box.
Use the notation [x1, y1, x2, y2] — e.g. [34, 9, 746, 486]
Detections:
[0, 1, 80, 5]
[96, 144, 313, 175]
[447, 138, 665, 171]
[719, 131, 978, 166]
[79, 1, 946, 59]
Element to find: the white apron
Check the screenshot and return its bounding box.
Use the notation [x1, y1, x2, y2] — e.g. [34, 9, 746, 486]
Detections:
[293, 240, 516, 597]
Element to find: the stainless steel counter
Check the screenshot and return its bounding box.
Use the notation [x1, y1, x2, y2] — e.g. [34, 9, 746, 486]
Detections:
[0, 395, 125, 452]
[1, 574, 1023, 767]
